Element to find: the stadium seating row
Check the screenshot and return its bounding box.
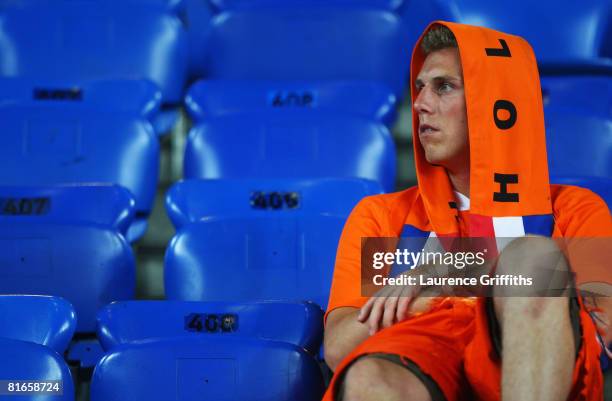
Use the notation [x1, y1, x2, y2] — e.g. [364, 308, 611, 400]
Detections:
[0, 294, 327, 400]
[0, 177, 382, 400]
[0, 178, 381, 334]
[0, 2, 608, 217]
[1, 0, 609, 104]
[0, 78, 397, 242]
[0, 76, 608, 235]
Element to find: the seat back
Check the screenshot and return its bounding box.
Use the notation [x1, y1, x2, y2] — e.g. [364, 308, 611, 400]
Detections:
[0, 337, 75, 401]
[184, 82, 396, 190]
[165, 178, 382, 309]
[210, 0, 405, 9]
[91, 337, 324, 401]
[166, 178, 383, 227]
[97, 300, 323, 354]
[542, 77, 612, 178]
[203, 5, 411, 96]
[183, 83, 397, 190]
[185, 80, 397, 123]
[546, 114, 612, 178]
[0, 295, 76, 353]
[4, 0, 186, 10]
[0, 185, 136, 333]
[0, 79, 161, 239]
[0, 0, 188, 103]
[165, 216, 345, 309]
[184, 117, 396, 191]
[446, 0, 612, 71]
[106, 0, 186, 11]
[0, 78, 161, 118]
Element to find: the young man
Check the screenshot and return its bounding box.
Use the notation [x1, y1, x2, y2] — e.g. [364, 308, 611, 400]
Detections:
[323, 22, 612, 401]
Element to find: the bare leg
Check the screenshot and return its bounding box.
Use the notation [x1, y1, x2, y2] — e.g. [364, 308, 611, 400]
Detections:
[342, 357, 433, 401]
[493, 237, 575, 401]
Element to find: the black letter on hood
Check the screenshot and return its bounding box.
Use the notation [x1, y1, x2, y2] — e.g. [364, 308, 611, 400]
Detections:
[493, 173, 519, 202]
[485, 39, 511, 57]
[493, 100, 517, 130]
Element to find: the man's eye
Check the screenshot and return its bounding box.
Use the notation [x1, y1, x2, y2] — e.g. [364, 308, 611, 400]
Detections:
[437, 82, 453, 93]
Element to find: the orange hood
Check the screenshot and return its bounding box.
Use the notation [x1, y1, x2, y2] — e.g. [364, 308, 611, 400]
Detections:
[411, 21, 552, 235]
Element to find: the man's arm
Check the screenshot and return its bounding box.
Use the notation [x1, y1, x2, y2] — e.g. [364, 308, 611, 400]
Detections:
[323, 196, 386, 371]
[358, 257, 492, 335]
[325, 291, 446, 371]
[324, 256, 439, 371]
[324, 270, 456, 371]
[323, 307, 369, 371]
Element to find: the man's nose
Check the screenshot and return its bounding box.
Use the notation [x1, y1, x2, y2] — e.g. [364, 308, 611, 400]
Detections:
[413, 86, 433, 114]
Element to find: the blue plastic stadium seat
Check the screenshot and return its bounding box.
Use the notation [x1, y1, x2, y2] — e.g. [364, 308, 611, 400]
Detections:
[91, 337, 324, 401]
[165, 178, 382, 309]
[166, 177, 382, 226]
[5, 0, 186, 11]
[0, 78, 161, 119]
[200, 4, 412, 97]
[113, 0, 186, 11]
[540, 76, 612, 118]
[97, 300, 323, 354]
[166, 217, 347, 308]
[210, 0, 406, 9]
[186, 80, 397, 123]
[0, 0, 188, 104]
[541, 77, 612, 178]
[0, 79, 162, 240]
[0, 185, 136, 333]
[184, 82, 397, 191]
[545, 113, 612, 178]
[0, 295, 76, 353]
[0, 337, 75, 401]
[446, 0, 612, 72]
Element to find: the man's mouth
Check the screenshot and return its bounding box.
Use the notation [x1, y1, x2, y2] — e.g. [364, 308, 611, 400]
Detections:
[419, 124, 439, 134]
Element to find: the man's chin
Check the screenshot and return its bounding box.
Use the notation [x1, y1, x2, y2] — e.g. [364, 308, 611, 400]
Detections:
[424, 155, 446, 168]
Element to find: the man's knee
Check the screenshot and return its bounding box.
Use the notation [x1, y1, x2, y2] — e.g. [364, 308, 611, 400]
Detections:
[495, 236, 571, 297]
[341, 357, 432, 401]
[497, 236, 567, 273]
[492, 236, 575, 328]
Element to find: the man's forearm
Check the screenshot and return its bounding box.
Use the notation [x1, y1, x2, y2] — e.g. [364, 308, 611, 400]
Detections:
[324, 307, 369, 371]
[324, 253, 495, 370]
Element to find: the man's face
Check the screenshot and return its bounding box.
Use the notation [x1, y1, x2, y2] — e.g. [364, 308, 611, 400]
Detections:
[414, 47, 469, 173]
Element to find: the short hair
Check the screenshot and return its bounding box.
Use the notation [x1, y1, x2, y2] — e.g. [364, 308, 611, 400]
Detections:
[420, 26, 458, 55]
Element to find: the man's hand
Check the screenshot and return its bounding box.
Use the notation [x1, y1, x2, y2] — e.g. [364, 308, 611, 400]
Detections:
[357, 260, 478, 335]
[357, 274, 422, 335]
